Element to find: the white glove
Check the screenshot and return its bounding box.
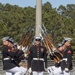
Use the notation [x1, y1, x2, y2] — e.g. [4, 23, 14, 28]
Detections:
[22, 46, 25, 51]
[65, 68, 69, 72]
[22, 46, 29, 53]
[17, 45, 21, 49]
[52, 48, 56, 51]
[24, 53, 28, 58]
[28, 67, 32, 73]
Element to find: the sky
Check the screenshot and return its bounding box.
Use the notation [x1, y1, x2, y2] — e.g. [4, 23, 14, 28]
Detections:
[0, 0, 75, 8]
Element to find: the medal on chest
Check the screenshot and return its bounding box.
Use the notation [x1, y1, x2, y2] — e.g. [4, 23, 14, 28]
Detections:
[41, 48, 44, 52]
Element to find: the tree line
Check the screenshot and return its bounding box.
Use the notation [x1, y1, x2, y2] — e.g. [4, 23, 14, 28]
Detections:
[0, 2, 75, 50]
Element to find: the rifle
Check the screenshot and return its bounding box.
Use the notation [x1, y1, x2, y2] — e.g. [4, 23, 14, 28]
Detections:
[16, 26, 34, 67]
[18, 26, 30, 46]
[39, 25, 63, 64]
[17, 26, 30, 49]
[17, 26, 34, 50]
[23, 29, 34, 47]
[21, 28, 34, 52]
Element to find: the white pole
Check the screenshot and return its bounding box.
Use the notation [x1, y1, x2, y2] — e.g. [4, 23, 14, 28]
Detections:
[35, 0, 42, 36]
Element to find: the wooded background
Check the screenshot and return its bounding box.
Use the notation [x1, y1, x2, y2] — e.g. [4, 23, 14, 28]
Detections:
[0, 2, 75, 58]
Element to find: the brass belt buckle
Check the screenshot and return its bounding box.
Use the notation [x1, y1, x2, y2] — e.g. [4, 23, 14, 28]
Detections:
[38, 58, 40, 60]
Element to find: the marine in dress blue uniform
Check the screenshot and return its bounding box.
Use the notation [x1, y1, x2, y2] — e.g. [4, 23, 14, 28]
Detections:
[28, 36, 47, 75]
[47, 43, 64, 75]
[2, 37, 27, 75]
[60, 37, 73, 75]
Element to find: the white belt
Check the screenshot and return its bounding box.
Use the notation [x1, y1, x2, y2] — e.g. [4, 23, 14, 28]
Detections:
[61, 58, 67, 61]
[3, 58, 10, 60]
[3, 58, 14, 60]
[33, 58, 44, 61]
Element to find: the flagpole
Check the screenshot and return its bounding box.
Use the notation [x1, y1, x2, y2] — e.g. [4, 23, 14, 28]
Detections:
[35, 0, 42, 36]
